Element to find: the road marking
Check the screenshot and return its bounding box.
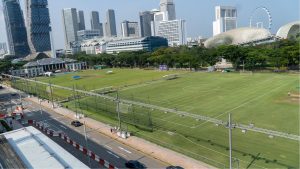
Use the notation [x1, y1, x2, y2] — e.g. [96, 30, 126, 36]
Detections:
[119, 153, 127, 158]
[106, 151, 120, 159]
[104, 145, 113, 150]
[59, 125, 67, 130]
[118, 146, 132, 154]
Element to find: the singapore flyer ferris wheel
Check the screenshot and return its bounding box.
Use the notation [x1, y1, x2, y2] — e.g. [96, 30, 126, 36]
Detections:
[250, 7, 272, 31]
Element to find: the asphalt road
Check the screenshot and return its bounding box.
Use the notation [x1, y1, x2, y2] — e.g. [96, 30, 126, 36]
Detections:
[0, 87, 167, 169]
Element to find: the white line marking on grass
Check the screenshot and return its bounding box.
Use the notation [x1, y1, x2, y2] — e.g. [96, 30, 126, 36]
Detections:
[174, 130, 267, 169]
[118, 146, 132, 154]
[192, 81, 290, 129]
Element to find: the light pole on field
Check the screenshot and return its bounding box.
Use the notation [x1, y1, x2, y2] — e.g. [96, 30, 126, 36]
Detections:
[229, 113, 233, 169]
[116, 91, 121, 130]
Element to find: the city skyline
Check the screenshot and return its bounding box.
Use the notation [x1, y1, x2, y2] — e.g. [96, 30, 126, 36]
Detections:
[0, 0, 299, 49]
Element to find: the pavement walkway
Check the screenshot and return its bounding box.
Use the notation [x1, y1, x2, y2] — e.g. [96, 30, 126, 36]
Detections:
[24, 96, 215, 169]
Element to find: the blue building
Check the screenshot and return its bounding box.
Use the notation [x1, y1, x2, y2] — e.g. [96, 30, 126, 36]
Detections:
[25, 0, 52, 53]
[2, 0, 30, 58]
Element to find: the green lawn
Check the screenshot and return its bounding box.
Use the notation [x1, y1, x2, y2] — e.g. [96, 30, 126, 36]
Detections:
[20, 69, 299, 168]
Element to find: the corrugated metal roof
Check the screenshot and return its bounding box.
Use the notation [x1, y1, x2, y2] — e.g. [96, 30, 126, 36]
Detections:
[3, 127, 89, 169]
[24, 58, 77, 68]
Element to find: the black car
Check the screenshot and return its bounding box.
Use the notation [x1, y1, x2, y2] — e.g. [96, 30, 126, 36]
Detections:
[125, 160, 146, 169]
[71, 120, 83, 127]
[166, 166, 184, 169]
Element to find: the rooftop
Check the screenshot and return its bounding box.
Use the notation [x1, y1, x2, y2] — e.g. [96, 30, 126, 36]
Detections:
[2, 127, 89, 169]
[24, 58, 77, 68]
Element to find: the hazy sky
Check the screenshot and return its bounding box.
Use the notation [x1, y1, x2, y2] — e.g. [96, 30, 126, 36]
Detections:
[0, 0, 299, 49]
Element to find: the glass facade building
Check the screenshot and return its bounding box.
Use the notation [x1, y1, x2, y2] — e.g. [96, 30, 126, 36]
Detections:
[3, 0, 30, 57]
[62, 8, 79, 49]
[77, 10, 86, 31]
[139, 11, 154, 37]
[105, 9, 117, 37]
[25, 0, 51, 53]
[90, 11, 103, 37]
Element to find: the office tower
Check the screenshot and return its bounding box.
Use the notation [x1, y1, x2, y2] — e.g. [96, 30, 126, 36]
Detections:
[90, 11, 103, 37]
[0, 43, 8, 55]
[25, 0, 51, 53]
[62, 8, 79, 49]
[77, 10, 86, 31]
[105, 9, 117, 37]
[213, 6, 237, 36]
[160, 0, 176, 20]
[2, 0, 30, 57]
[152, 19, 186, 46]
[154, 11, 168, 22]
[139, 11, 154, 37]
[121, 20, 139, 38]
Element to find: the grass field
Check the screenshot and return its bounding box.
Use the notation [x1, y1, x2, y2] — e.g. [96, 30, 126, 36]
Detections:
[15, 69, 299, 168]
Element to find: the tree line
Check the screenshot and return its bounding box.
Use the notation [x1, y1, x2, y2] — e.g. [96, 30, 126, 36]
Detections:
[69, 39, 299, 71]
[0, 38, 298, 73]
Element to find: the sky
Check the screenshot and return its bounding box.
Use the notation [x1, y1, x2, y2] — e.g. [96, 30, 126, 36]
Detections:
[0, 0, 299, 49]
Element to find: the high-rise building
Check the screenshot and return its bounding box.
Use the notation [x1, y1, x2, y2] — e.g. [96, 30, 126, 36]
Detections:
[213, 6, 237, 36]
[0, 43, 8, 55]
[62, 8, 79, 49]
[25, 0, 51, 53]
[139, 11, 154, 37]
[121, 21, 140, 38]
[90, 11, 103, 37]
[159, 0, 176, 20]
[77, 10, 86, 31]
[2, 0, 30, 57]
[105, 9, 117, 37]
[152, 19, 186, 46]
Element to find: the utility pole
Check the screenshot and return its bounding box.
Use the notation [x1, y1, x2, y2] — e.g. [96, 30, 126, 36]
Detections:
[83, 120, 91, 167]
[49, 82, 54, 108]
[72, 85, 78, 118]
[229, 113, 233, 169]
[116, 91, 121, 130]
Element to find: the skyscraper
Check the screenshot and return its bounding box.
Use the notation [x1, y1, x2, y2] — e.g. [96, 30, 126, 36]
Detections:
[90, 11, 103, 37]
[105, 9, 117, 37]
[160, 0, 176, 20]
[62, 8, 79, 49]
[213, 6, 237, 36]
[121, 20, 139, 38]
[25, 0, 51, 53]
[2, 0, 30, 57]
[152, 19, 186, 46]
[77, 10, 86, 31]
[0, 43, 8, 55]
[139, 11, 154, 37]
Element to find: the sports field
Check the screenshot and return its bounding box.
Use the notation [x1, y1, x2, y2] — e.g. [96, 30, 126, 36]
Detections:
[16, 69, 299, 168]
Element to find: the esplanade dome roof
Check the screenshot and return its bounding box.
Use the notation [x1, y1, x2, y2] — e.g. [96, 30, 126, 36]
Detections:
[204, 27, 272, 48]
[276, 21, 300, 39]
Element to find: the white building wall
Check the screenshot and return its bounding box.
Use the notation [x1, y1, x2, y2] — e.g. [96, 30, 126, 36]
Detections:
[152, 19, 186, 46]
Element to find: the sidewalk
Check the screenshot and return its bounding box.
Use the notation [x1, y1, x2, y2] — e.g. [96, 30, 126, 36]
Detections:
[25, 96, 215, 169]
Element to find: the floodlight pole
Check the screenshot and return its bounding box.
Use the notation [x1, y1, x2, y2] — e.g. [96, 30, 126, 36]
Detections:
[49, 81, 54, 108]
[72, 84, 78, 118]
[229, 113, 233, 169]
[83, 120, 91, 167]
[116, 91, 121, 130]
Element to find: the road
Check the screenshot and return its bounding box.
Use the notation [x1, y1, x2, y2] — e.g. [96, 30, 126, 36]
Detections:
[0, 87, 167, 169]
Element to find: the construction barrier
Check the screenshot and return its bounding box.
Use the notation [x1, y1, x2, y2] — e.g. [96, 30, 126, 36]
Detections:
[27, 120, 118, 169]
